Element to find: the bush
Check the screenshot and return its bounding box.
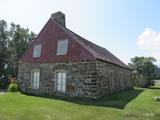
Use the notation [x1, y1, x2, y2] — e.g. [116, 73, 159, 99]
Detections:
[8, 83, 18, 92]
[8, 76, 18, 92]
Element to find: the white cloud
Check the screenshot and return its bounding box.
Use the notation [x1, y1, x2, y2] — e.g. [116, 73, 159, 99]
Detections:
[137, 28, 160, 50]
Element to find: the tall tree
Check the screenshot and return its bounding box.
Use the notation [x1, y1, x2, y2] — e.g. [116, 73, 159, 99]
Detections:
[0, 20, 8, 88]
[0, 20, 36, 88]
[7, 23, 36, 77]
[129, 56, 156, 86]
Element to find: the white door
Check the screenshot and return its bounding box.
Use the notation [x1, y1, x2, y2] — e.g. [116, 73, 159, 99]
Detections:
[56, 71, 66, 92]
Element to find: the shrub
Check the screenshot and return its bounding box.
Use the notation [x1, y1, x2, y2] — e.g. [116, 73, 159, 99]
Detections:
[8, 76, 18, 92]
[8, 83, 18, 92]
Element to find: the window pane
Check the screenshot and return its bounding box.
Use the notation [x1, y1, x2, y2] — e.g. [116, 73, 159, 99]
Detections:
[56, 39, 68, 55]
[33, 44, 42, 58]
[37, 72, 40, 80]
[62, 73, 66, 79]
[62, 73, 66, 85]
[31, 72, 34, 86]
[33, 72, 37, 88]
[62, 85, 66, 92]
[31, 71, 40, 89]
[37, 81, 39, 88]
[57, 82, 61, 91]
[36, 72, 40, 88]
[56, 71, 66, 92]
[57, 79, 61, 85]
[57, 73, 61, 79]
[61, 80, 66, 85]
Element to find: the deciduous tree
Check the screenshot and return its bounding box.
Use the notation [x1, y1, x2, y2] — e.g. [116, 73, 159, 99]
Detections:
[0, 20, 8, 88]
[129, 56, 156, 86]
[0, 20, 36, 88]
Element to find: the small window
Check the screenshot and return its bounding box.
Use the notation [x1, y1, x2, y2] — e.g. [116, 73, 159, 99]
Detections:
[55, 70, 66, 92]
[33, 44, 41, 58]
[31, 70, 40, 89]
[56, 39, 68, 55]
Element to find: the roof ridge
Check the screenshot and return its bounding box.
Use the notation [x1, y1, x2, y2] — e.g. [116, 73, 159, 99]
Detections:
[67, 29, 129, 68]
[51, 19, 129, 69]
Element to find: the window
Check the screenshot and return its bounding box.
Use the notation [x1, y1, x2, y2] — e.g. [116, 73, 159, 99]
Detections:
[56, 39, 68, 55]
[55, 71, 66, 92]
[31, 70, 40, 89]
[33, 44, 41, 58]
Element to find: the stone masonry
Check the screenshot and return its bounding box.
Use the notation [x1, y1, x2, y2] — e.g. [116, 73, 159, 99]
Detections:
[18, 60, 133, 98]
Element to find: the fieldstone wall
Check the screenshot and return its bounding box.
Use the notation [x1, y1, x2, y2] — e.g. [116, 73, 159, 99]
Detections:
[18, 61, 98, 97]
[18, 60, 133, 98]
[96, 60, 133, 96]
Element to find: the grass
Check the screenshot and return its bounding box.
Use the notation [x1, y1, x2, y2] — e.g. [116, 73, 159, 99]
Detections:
[0, 85, 160, 120]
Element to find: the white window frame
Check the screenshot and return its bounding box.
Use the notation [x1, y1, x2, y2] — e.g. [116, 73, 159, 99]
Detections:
[56, 39, 68, 55]
[31, 69, 40, 89]
[55, 70, 67, 92]
[33, 44, 42, 58]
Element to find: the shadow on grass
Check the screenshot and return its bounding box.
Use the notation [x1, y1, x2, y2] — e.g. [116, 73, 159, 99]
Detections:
[148, 86, 160, 90]
[32, 88, 144, 109]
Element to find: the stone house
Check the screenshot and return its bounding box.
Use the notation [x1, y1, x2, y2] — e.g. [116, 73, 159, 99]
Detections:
[18, 11, 133, 98]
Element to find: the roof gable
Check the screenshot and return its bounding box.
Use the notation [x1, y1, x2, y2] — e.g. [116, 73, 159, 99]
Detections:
[20, 12, 129, 69]
[19, 19, 95, 63]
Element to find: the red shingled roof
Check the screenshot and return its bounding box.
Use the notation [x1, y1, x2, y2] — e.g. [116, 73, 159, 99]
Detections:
[67, 30, 129, 68]
[19, 15, 129, 69]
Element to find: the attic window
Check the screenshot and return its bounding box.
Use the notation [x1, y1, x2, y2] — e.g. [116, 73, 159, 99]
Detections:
[56, 39, 68, 55]
[33, 44, 42, 58]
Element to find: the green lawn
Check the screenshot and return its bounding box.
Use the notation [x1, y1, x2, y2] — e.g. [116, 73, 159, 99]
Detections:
[0, 86, 160, 120]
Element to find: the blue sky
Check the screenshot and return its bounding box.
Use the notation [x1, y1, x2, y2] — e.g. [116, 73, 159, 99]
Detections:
[0, 0, 160, 65]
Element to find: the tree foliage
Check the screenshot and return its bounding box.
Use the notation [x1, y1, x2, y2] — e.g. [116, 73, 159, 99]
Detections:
[154, 66, 160, 79]
[0, 20, 8, 88]
[129, 56, 156, 86]
[0, 20, 36, 88]
[7, 23, 35, 76]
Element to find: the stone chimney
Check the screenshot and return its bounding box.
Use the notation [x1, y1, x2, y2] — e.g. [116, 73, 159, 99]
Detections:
[51, 11, 66, 27]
